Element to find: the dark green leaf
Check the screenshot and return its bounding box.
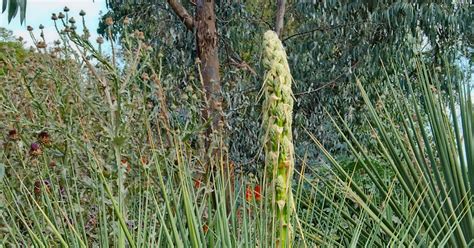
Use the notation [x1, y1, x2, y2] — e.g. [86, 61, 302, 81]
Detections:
[7, 0, 18, 23]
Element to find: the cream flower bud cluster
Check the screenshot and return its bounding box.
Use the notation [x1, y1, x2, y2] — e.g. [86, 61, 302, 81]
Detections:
[261, 30, 295, 246]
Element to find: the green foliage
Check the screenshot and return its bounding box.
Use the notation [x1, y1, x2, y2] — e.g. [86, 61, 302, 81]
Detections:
[0, 40, 27, 76]
[0, 16, 315, 247]
[100, 1, 474, 168]
[0, 27, 14, 41]
[306, 61, 474, 246]
[1, 2, 473, 247]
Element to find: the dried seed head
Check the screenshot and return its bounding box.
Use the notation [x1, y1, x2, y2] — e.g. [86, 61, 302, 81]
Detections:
[58, 12, 65, 19]
[36, 41, 47, 49]
[49, 161, 57, 168]
[54, 40, 61, 46]
[39, 24, 44, 30]
[68, 17, 76, 24]
[63, 6, 69, 12]
[51, 13, 58, 20]
[38, 131, 51, 145]
[96, 36, 104, 44]
[27, 26, 33, 32]
[8, 129, 19, 141]
[141, 73, 149, 81]
[123, 16, 130, 25]
[34, 181, 42, 195]
[29, 142, 42, 156]
[137, 31, 145, 40]
[34, 180, 51, 195]
[133, 30, 144, 40]
[79, 10, 86, 16]
[105, 17, 114, 26]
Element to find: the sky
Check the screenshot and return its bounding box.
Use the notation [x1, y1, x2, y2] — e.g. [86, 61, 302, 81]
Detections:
[0, 0, 108, 47]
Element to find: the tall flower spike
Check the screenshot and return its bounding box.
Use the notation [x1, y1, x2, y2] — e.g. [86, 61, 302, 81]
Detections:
[261, 30, 294, 247]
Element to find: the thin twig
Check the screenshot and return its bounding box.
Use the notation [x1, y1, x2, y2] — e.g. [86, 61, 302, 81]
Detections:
[282, 22, 364, 43]
[293, 60, 360, 96]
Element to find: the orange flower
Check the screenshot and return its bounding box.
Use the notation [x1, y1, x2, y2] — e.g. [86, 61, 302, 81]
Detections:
[245, 186, 252, 202]
[254, 185, 262, 202]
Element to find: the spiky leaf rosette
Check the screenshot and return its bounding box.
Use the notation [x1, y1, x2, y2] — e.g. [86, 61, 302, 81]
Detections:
[262, 30, 294, 247]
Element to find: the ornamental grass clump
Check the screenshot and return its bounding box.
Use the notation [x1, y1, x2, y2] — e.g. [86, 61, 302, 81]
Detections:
[262, 30, 295, 247]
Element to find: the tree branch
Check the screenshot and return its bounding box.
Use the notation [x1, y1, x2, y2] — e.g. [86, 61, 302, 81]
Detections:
[275, 0, 286, 37]
[293, 60, 361, 96]
[282, 21, 366, 43]
[166, 0, 194, 30]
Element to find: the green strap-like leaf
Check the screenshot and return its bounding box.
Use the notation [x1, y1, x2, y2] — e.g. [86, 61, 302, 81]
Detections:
[2, 0, 7, 13]
[7, 0, 19, 23]
[18, 0, 26, 24]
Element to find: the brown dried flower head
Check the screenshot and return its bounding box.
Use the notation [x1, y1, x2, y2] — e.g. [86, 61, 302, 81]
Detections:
[133, 30, 144, 40]
[8, 129, 19, 141]
[141, 73, 149, 81]
[38, 131, 51, 146]
[36, 41, 47, 49]
[49, 161, 57, 168]
[34, 180, 51, 195]
[29, 142, 42, 156]
[121, 158, 131, 173]
[105, 17, 114, 26]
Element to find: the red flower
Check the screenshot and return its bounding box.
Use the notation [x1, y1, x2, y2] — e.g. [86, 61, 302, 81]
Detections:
[194, 178, 202, 189]
[120, 158, 131, 173]
[245, 186, 252, 202]
[254, 185, 262, 202]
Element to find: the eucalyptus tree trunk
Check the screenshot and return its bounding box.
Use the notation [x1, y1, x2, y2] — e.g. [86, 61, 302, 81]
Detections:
[275, 0, 286, 37]
[195, 0, 223, 139]
[195, 0, 233, 214]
